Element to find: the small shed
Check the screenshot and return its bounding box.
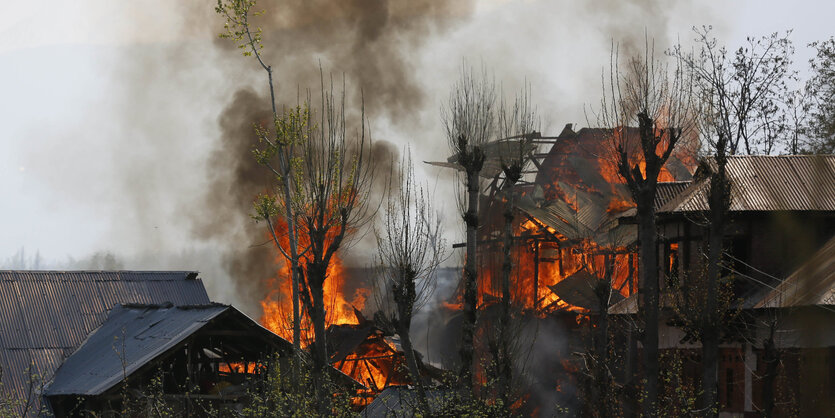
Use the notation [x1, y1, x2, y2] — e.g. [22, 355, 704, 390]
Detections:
[45, 303, 292, 416]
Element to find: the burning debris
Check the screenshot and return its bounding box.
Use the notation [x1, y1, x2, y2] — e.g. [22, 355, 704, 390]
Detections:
[429, 124, 695, 316]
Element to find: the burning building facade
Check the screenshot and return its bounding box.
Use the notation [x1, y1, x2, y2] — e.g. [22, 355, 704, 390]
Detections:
[426, 125, 835, 415]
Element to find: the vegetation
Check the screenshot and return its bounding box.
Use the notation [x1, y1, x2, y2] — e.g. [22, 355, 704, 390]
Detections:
[806, 37, 835, 153]
[217, 0, 379, 413]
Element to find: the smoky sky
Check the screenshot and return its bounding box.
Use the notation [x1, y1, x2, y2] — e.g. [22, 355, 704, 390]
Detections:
[15, 0, 724, 317]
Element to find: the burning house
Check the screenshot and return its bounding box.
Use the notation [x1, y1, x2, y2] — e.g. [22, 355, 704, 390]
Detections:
[428, 123, 835, 415]
[0, 270, 299, 416]
[429, 124, 696, 316]
[327, 312, 446, 408]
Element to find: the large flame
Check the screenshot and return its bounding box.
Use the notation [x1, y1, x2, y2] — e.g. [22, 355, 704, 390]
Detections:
[333, 333, 411, 392]
[473, 126, 694, 314]
[259, 220, 367, 345]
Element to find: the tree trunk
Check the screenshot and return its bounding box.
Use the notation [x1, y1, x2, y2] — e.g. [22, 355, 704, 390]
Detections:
[637, 192, 659, 417]
[308, 264, 330, 414]
[398, 318, 430, 416]
[460, 167, 480, 390]
[498, 192, 515, 414]
[277, 149, 303, 362]
[762, 321, 779, 418]
[702, 163, 728, 417]
[592, 253, 614, 417]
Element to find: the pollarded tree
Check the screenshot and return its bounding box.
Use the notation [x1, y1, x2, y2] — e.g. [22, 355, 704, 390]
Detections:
[373, 149, 446, 416]
[493, 86, 538, 412]
[593, 40, 697, 416]
[442, 66, 497, 391]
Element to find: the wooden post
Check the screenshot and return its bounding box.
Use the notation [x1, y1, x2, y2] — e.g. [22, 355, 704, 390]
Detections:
[186, 341, 193, 416]
[533, 240, 540, 309]
[744, 343, 754, 412]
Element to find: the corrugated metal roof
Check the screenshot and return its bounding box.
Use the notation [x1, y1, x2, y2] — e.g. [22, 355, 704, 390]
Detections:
[755, 234, 835, 308]
[0, 271, 209, 414]
[516, 186, 637, 248]
[45, 304, 228, 396]
[660, 155, 835, 213]
[516, 187, 610, 241]
[0, 348, 65, 412]
[655, 181, 691, 209]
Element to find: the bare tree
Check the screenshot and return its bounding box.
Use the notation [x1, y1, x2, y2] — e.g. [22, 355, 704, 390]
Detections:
[442, 66, 497, 390]
[373, 149, 446, 416]
[673, 27, 795, 416]
[593, 40, 697, 416]
[288, 79, 377, 412]
[784, 87, 810, 155]
[676, 28, 795, 157]
[805, 37, 835, 154]
[217, 3, 379, 411]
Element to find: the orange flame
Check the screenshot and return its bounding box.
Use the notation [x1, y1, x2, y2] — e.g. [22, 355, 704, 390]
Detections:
[333, 334, 410, 392]
[259, 219, 366, 345]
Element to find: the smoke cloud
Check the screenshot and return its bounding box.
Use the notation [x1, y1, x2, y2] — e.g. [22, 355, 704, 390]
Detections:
[17, 0, 724, 319]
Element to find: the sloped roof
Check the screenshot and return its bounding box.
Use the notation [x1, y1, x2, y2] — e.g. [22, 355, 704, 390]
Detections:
[46, 304, 228, 396]
[547, 269, 624, 312]
[660, 155, 835, 213]
[655, 181, 691, 209]
[755, 234, 835, 308]
[516, 186, 612, 241]
[0, 271, 209, 409]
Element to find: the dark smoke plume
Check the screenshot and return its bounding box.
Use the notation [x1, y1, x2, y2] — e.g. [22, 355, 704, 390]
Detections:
[27, 0, 722, 318]
[195, 1, 476, 313]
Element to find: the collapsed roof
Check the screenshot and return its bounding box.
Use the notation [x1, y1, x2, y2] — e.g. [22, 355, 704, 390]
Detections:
[425, 137, 539, 179]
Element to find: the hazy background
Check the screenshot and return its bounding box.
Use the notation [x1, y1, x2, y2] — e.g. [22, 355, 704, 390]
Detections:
[2, 0, 833, 316]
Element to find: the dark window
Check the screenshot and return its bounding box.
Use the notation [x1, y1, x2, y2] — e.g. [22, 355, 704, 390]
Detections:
[723, 237, 750, 276]
[724, 237, 751, 297]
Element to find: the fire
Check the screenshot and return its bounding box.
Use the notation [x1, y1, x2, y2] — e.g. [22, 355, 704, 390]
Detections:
[218, 362, 258, 374]
[333, 334, 410, 392]
[474, 125, 692, 315]
[259, 219, 366, 345]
